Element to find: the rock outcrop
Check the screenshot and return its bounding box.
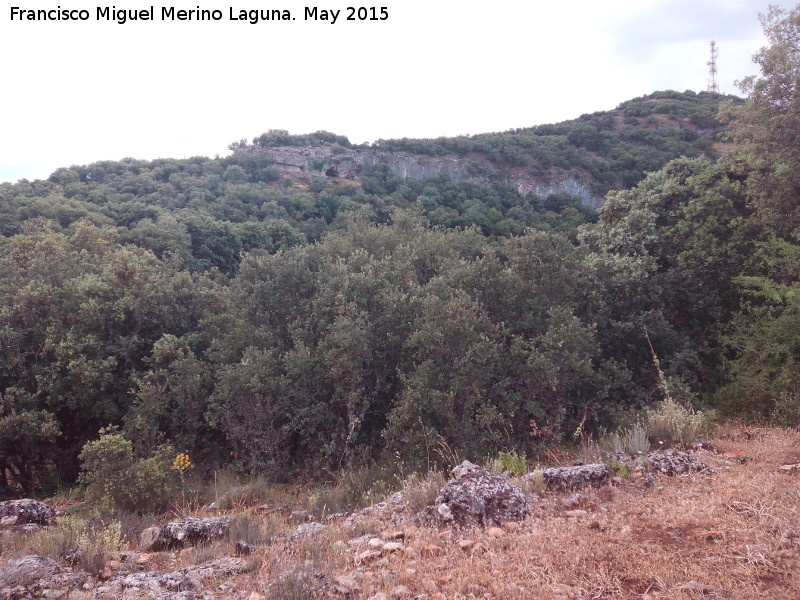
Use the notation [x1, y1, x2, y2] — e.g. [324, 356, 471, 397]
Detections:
[647, 450, 709, 475]
[0, 499, 56, 525]
[540, 464, 612, 490]
[0, 555, 61, 588]
[237, 146, 604, 208]
[432, 461, 527, 527]
[139, 517, 231, 551]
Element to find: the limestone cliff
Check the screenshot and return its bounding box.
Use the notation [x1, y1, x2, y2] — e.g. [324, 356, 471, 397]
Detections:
[237, 145, 604, 208]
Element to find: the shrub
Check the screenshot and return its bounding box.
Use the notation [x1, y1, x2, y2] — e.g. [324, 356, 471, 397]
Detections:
[646, 397, 706, 448]
[495, 450, 527, 475]
[28, 517, 86, 562]
[77, 521, 123, 576]
[78, 428, 176, 514]
[599, 423, 650, 455]
[29, 518, 122, 576]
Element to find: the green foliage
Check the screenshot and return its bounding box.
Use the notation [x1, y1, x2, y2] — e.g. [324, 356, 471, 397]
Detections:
[497, 450, 527, 475]
[646, 398, 707, 448]
[78, 428, 176, 514]
[0, 11, 796, 491]
[715, 284, 800, 424]
[372, 90, 733, 193]
[0, 407, 60, 494]
[609, 459, 629, 478]
[0, 222, 221, 490]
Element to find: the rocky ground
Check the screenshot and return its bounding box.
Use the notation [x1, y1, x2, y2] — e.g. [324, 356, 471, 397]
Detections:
[1, 426, 799, 599]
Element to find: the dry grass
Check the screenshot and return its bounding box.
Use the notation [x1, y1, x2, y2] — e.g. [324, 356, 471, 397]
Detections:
[329, 426, 797, 600]
[245, 426, 800, 599]
[2, 426, 799, 600]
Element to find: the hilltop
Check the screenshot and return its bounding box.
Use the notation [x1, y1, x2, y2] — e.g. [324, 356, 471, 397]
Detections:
[233, 90, 739, 208]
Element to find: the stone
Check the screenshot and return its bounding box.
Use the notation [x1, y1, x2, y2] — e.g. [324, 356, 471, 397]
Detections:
[139, 517, 231, 551]
[647, 450, 708, 475]
[333, 575, 360, 595]
[289, 510, 309, 524]
[107, 557, 248, 596]
[139, 526, 162, 552]
[235, 540, 257, 555]
[382, 542, 405, 553]
[779, 463, 800, 474]
[0, 499, 56, 525]
[247, 145, 604, 208]
[347, 534, 373, 547]
[356, 550, 382, 564]
[457, 539, 475, 551]
[564, 510, 589, 518]
[540, 464, 611, 490]
[291, 521, 326, 540]
[434, 465, 527, 527]
[721, 451, 748, 462]
[368, 537, 385, 549]
[561, 494, 584, 509]
[0, 555, 61, 587]
[382, 530, 406, 541]
[451, 460, 482, 479]
[437, 503, 453, 521]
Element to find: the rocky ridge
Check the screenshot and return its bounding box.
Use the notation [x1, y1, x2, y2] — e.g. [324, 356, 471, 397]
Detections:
[236, 145, 604, 208]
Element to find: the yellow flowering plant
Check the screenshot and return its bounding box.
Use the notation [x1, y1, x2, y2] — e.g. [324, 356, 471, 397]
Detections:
[172, 453, 194, 510]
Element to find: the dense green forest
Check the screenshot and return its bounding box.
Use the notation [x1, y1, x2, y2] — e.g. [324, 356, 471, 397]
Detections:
[1, 6, 798, 498]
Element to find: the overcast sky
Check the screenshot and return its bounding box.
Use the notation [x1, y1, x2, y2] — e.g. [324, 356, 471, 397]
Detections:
[1, 0, 796, 182]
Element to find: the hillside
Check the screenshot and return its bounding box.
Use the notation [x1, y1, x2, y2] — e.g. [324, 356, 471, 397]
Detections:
[235, 90, 739, 208]
[2, 3, 800, 598]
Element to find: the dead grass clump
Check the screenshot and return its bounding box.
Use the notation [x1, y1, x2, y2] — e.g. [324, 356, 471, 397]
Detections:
[211, 475, 277, 511]
[115, 509, 158, 545]
[26, 516, 86, 562]
[401, 471, 446, 512]
[258, 530, 348, 599]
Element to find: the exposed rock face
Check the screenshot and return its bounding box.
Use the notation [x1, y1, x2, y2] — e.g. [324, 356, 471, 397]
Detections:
[237, 146, 604, 208]
[0, 498, 56, 525]
[0, 555, 61, 587]
[291, 521, 326, 540]
[647, 450, 709, 475]
[0, 499, 56, 525]
[433, 461, 527, 527]
[98, 557, 248, 599]
[540, 464, 612, 490]
[139, 517, 231, 551]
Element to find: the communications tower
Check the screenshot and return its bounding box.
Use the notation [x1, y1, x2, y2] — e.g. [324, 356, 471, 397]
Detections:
[707, 41, 719, 93]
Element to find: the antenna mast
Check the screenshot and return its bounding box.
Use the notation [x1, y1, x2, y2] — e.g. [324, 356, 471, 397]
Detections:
[707, 41, 719, 93]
